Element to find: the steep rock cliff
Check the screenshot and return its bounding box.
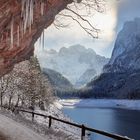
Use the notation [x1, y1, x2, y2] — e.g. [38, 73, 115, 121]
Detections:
[104, 18, 140, 73]
[0, 0, 73, 76]
[86, 18, 140, 99]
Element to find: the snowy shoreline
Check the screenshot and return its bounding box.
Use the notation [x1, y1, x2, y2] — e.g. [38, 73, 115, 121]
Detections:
[59, 99, 140, 110]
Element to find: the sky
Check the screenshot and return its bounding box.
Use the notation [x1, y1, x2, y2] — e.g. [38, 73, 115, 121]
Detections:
[35, 0, 140, 58]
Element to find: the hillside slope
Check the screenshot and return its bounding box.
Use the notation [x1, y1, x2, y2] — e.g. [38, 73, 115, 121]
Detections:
[42, 68, 73, 90]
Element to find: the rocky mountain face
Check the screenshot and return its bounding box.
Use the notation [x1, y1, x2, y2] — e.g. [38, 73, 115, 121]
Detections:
[104, 18, 140, 73]
[0, 0, 73, 77]
[87, 18, 140, 99]
[37, 44, 109, 86]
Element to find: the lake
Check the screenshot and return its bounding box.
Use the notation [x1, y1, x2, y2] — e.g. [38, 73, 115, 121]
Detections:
[63, 107, 140, 140]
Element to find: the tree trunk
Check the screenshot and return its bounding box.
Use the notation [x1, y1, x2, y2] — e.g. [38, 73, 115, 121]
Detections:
[0, 92, 3, 107]
[8, 96, 12, 109]
[21, 99, 25, 107]
[15, 95, 20, 107]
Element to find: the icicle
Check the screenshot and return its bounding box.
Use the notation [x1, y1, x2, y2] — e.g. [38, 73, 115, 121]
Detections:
[21, 0, 35, 35]
[42, 29, 45, 50]
[41, 1, 44, 16]
[17, 25, 20, 47]
[20, 20, 23, 39]
[29, 0, 34, 33]
[23, 11, 26, 33]
[39, 33, 42, 47]
[30, 0, 34, 24]
[22, 0, 34, 33]
[10, 17, 14, 49]
[26, 0, 30, 31]
[27, 0, 30, 28]
[39, 30, 45, 50]
[21, 0, 26, 18]
[24, 0, 29, 33]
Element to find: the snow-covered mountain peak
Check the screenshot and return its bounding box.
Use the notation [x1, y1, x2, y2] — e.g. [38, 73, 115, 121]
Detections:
[47, 49, 57, 54]
[37, 44, 109, 86]
[59, 44, 89, 56]
[87, 18, 140, 99]
[109, 18, 140, 66]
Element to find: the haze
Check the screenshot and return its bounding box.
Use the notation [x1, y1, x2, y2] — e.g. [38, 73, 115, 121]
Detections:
[35, 0, 140, 58]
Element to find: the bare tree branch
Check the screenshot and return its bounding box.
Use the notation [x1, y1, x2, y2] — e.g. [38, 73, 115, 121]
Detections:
[54, 0, 105, 38]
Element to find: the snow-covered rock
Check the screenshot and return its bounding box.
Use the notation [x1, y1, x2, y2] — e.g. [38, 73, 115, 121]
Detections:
[59, 99, 140, 110]
[36, 44, 109, 86]
[105, 18, 140, 72]
[86, 18, 140, 99]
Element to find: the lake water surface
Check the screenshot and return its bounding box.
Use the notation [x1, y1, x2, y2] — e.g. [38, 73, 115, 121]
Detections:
[63, 107, 140, 140]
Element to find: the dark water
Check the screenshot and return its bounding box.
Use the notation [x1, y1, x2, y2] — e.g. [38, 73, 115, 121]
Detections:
[63, 107, 140, 140]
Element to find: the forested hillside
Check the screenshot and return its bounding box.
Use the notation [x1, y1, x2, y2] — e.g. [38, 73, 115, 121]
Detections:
[0, 57, 55, 110]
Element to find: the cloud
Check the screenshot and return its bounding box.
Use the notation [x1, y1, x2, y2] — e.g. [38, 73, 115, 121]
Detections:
[35, 0, 140, 58]
[116, 0, 140, 31]
[35, 0, 117, 58]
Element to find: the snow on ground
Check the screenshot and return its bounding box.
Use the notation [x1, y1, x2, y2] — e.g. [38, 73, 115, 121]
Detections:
[0, 114, 46, 140]
[31, 103, 82, 139]
[59, 99, 140, 110]
[0, 102, 84, 140]
[1, 99, 138, 140]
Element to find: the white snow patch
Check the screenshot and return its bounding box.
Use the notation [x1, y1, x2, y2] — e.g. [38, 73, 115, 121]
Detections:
[0, 114, 46, 140]
[20, 103, 82, 140]
[59, 99, 140, 110]
[53, 100, 63, 109]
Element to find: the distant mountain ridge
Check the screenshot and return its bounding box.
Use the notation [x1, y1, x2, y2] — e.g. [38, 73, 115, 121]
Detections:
[38, 44, 109, 86]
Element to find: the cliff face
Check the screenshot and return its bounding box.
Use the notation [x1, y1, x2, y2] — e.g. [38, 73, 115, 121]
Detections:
[86, 18, 140, 99]
[0, 0, 73, 76]
[104, 18, 140, 73]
